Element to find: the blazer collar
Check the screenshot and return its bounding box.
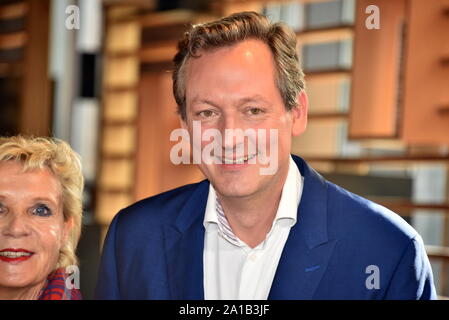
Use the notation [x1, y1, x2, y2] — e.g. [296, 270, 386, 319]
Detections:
[268, 155, 335, 299]
[164, 155, 332, 299]
[292, 154, 329, 249]
[173, 180, 210, 233]
[170, 155, 329, 247]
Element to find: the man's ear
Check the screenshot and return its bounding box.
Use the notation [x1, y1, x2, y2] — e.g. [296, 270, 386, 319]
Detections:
[291, 91, 308, 137]
[180, 117, 188, 130]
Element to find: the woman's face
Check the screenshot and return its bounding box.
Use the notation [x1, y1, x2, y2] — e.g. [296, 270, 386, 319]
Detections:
[0, 161, 71, 291]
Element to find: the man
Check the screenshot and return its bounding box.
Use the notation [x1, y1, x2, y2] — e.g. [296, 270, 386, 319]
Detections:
[95, 12, 436, 299]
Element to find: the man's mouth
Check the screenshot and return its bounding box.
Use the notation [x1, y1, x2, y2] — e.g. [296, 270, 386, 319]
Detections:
[218, 153, 257, 164]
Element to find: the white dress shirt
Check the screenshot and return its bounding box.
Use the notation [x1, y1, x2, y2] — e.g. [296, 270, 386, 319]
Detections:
[203, 156, 304, 300]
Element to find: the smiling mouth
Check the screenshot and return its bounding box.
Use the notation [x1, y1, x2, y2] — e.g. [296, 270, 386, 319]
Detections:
[0, 249, 35, 262]
[217, 153, 257, 165]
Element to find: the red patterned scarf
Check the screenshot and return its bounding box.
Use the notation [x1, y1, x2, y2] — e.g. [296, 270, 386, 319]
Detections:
[38, 268, 82, 300]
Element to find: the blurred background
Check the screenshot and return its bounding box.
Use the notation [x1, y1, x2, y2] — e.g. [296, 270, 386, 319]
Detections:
[0, 0, 448, 299]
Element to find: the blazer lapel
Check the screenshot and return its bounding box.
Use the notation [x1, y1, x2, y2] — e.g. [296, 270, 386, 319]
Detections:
[269, 156, 337, 299]
[163, 156, 335, 300]
[268, 231, 337, 299]
[164, 180, 209, 299]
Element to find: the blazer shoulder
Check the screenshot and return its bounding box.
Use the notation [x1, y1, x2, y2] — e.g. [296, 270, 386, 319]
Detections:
[113, 180, 207, 229]
[326, 180, 418, 245]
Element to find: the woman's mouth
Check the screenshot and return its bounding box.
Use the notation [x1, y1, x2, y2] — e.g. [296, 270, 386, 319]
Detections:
[0, 248, 35, 263]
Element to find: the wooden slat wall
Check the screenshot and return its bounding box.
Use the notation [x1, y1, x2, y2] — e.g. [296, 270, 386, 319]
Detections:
[135, 72, 204, 201]
[135, 10, 207, 201]
[349, 0, 406, 139]
[0, 0, 51, 137]
[402, 0, 449, 145]
[0, 32, 27, 49]
[96, 5, 141, 227]
[96, 0, 449, 297]
[19, 0, 51, 136]
[0, 1, 28, 19]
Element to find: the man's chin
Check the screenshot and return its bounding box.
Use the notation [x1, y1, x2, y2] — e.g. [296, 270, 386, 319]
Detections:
[201, 165, 266, 198]
[212, 182, 258, 199]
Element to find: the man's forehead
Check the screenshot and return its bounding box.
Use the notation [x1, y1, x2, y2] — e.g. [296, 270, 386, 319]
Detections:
[187, 39, 275, 69]
[185, 41, 277, 88]
[188, 94, 271, 106]
[183, 39, 279, 107]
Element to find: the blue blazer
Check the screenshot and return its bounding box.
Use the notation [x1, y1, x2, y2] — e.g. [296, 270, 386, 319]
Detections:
[95, 155, 436, 299]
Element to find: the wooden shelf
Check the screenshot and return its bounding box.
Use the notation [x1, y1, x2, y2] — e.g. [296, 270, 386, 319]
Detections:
[101, 153, 136, 161]
[103, 1, 150, 22]
[375, 200, 449, 212]
[97, 187, 133, 194]
[0, 32, 27, 50]
[426, 245, 449, 260]
[297, 26, 353, 44]
[140, 42, 177, 64]
[103, 85, 138, 93]
[106, 51, 138, 59]
[0, 2, 28, 20]
[308, 112, 349, 120]
[305, 155, 449, 163]
[140, 9, 196, 28]
[305, 69, 352, 79]
[102, 119, 137, 126]
[0, 61, 22, 77]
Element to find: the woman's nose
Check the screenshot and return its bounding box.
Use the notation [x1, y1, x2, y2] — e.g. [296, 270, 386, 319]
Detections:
[1, 214, 31, 238]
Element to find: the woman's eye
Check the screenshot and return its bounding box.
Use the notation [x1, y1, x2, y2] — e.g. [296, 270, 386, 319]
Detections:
[0, 204, 6, 215]
[32, 205, 52, 217]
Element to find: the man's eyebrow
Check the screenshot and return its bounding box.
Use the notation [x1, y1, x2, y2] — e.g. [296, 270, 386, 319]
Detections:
[189, 95, 270, 107]
[189, 97, 220, 108]
[238, 95, 270, 105]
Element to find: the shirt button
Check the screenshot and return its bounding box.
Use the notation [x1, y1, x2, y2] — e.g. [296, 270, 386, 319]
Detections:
[249, 253, 257, 261]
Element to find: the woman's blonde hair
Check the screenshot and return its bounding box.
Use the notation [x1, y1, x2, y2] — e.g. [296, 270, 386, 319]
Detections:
[0, 135, 84, 269]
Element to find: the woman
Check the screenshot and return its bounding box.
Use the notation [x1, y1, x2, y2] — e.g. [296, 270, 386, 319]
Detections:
[0, 136, 83, 300]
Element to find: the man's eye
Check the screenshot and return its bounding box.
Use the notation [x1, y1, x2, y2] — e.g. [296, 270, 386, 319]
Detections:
[248, 108, 263, 115]
[32, 205, 52, 217]
[198, 110, 215, 118]
[0, 204, 6, 215]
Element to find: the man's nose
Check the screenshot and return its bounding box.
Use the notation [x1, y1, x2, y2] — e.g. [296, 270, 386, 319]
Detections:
[219, 114, 239, 132]
[219, 115, 239, 151]
[1, 213, 31, 238]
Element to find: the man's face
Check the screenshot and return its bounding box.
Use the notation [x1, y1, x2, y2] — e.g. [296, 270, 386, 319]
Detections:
[182, 39, 307, 199]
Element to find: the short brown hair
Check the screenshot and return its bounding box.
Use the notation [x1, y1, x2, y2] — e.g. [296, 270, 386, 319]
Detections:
[173, 11, 305, 120]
